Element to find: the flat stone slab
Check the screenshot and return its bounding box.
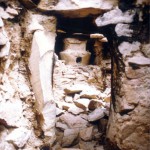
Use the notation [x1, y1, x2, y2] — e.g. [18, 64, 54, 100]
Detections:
[128, 56, 150, 66]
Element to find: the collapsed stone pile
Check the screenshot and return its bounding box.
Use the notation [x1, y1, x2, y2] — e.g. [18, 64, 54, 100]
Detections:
[53, 59, 111, 149]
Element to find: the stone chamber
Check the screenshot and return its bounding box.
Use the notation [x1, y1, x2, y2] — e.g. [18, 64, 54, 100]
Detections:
[0, 0, 149, 150]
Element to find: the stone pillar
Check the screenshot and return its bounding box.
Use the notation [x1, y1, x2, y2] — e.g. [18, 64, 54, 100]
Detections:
[60, 38, 91, 65]
[29, 16, 57, 146]
[93, 40, 103, 65]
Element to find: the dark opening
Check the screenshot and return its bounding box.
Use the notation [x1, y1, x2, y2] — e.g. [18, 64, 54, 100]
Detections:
[76, 57, 82, 63]
[55, 16, 99, 64]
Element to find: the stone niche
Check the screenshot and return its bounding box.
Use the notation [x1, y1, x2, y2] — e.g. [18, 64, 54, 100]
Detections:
[60, 38, 91, 65]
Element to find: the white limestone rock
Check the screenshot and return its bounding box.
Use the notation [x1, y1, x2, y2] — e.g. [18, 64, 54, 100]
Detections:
[68, 104, 84, 115]
[0, 99, 27, 127]
[56, 122, 68, 131]
[28, 18, 44, 33]
[0, 17, 4, 27]
[29, 29, 56, 145]
[128, 55, 150, 66]
[118, 41, 141, 58]
[74, 98, 91, 111]
[6, 7, 18, 16]
[79, 126, 93, 141]
[88, 108, 105, 122]
[0, 7, 13, 19]
[56, 107, 65, 116]
[6, 127, 31, 148]
[115, 23, 133, 37]
[65, 95, 73, 103]
[0, 142, 15, 150]
[62, 128, 79, 147]
[95, 8, 135, 27]
[60, 113, 88, 128]
[80, 88, 100, 99]
[0, 41, 10, 58]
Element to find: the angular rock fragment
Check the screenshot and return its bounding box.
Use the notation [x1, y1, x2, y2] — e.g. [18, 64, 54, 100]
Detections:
[62, 128, 79, 147]
[79, 140, 97, 150]
[0, 30, 8, 45]
[6, 127, 31, 148]
[80, 89, 100, 99]
[0, 41, 10, 58]
[65, 95, 73, 103]
[115, 23, 133, 37]
[95, 8, 135, 27]
[128, 56, 150, 66]
[68, 104, 84, 115]
[0, 17, 4, 27]
[74, 98, 90, 110]
[88, 99, 103, 110]
[103, 95, 111, 103]
[56, 122, 68, 131]
[79, 126, 93, 141]
[118, 41, 141, 58]
[88, 108, 105, 122]
[0, 100, 25, 127]
[56, 107, 65, 116]
[60, 113, 88, 128]
[6, 7, 18, 16]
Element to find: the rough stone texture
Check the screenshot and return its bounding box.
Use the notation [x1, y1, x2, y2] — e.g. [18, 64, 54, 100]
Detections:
[38, 0, 118, 17]
[115, 23, 133, 37]
[0, 0, 149, 150]
[79, 126, 93, 141]
[88, 108, 105, 122]
[62, 128, 79, 147]
[29, 16, 57, 145]
[95, 8, 135, 27]
[0, 1, 44, 149]
[6, 127, 31, 148]
[105, 4, 150, 150]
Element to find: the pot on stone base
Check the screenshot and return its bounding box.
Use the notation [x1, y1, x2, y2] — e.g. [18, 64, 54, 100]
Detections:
[60, 38, 91, 65]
